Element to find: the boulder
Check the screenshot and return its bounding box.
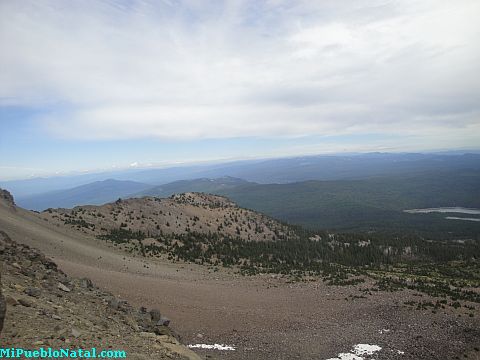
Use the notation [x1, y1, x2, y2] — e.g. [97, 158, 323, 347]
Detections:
[80, 278, 94, 289]
[25, 287, 41, 298]
[156, 317, 171, 327]
[107, 297, 131, 313]
[57, 283, 71, 292]
[18, 298, 33, 307]
[154, 325, 172, 336]
[134, 309, 153, 331]
[149, 308, 162, 322]
[20, 268, 35, 278]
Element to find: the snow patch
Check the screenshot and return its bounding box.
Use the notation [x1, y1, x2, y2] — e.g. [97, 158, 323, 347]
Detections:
[326, 353, 363, 360]
[354, 344, 382, 355]
[327, 343, 382, 360]
[188, 343, 235, 351]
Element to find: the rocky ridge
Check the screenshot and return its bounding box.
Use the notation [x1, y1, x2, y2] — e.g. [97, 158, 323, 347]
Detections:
[0, 229, 200, 360]
[39, 192, 296, 242]
[0, 189, 15, 209]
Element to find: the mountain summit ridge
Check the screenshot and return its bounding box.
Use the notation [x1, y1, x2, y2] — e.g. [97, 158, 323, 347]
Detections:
[38, 192, 296, 243]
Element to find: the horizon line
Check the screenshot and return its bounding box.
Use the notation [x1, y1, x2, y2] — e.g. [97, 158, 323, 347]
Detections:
[2, 148, 480, 182]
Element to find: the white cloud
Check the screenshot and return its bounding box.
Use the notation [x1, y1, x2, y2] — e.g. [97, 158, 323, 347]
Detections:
[1, 0, 479, 145]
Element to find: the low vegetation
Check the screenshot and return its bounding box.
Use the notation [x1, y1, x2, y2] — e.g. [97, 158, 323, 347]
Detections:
[97, 225, 480, 305]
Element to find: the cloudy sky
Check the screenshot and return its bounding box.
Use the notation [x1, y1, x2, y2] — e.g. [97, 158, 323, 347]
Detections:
[1, 0, 479, 180]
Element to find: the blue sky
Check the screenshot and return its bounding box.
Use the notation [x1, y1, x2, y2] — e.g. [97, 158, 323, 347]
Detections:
[1, 0, 480, 180]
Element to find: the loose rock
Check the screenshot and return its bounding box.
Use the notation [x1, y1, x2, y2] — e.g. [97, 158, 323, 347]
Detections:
[156, 317, 171, 327]
[18, 298, 33, 307]
[57, 283, 71, 293]
[80, 278, 93, 289]
[150, 309, 162, 322]
[5, 296, 18, 306]
[71, 328, 82, 338]
[25, 287, 41, 298]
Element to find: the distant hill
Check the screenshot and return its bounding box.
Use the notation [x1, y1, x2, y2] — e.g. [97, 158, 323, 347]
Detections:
[16, 179, 151, 211]
[137, 176, 251, 198]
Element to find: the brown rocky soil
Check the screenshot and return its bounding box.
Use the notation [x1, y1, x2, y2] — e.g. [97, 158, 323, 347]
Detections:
[0, 230, 200, 360]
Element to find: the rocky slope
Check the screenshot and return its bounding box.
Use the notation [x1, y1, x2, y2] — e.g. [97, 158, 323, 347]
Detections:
[0, 260, 5, 334]
[39, 192, 296, 242]
[0, 188, 15, 209]
[0, 229, 200, 360]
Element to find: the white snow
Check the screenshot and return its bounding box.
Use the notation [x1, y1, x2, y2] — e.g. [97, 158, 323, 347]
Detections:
[343, 355, 362, 360]
[326, 353, 363, 360]
[353, 344, 382, 355]
[187, 343, 235, 351]
[326, 343, 382, 360]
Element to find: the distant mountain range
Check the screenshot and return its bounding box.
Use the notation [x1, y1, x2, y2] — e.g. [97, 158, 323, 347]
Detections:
[3, 152, 480, 197]
[14, 177, 249, 211]
[16, 179, 151, 210]
[11, 173, 480, 238]
[5, 152, 480, 237]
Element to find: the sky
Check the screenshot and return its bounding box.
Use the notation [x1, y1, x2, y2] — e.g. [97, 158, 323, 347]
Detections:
[1, 0, 480, 180]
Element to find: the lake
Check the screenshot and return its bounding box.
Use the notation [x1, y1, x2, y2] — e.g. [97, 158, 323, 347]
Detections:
[404, 207, 480, 215]
[404, 207, 480, 222]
